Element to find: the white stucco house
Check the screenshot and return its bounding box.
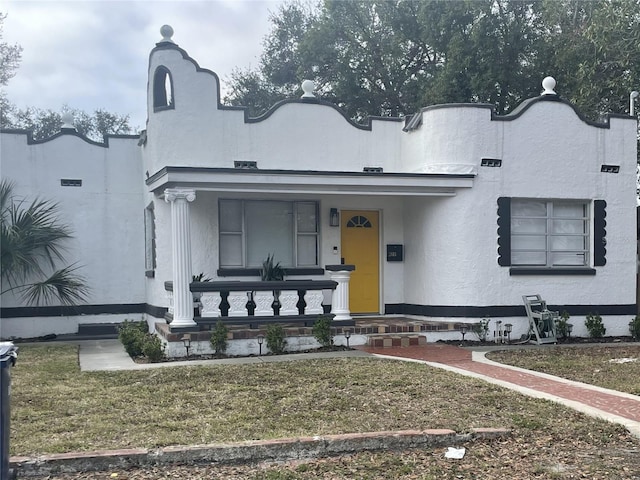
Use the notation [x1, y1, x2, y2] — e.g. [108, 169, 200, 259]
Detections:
[1, 26, 637, 342]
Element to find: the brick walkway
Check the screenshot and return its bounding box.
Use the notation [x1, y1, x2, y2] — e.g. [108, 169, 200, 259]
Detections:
[357, 343, 640, 436]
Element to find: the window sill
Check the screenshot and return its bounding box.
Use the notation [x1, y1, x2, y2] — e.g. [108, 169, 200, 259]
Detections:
[153, 104, 175, 113]
[217, 267, 325, 277]
[509, 267, 596, 276]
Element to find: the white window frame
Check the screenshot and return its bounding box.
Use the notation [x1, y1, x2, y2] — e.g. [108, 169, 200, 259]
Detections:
[511, 199, 590, 268]
[219, 199, 319, 268]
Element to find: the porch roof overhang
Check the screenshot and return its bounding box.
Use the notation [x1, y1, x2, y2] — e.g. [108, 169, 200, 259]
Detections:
[146, 166, 475, 197]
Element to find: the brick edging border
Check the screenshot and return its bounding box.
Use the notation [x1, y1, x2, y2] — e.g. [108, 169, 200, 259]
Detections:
[12, 428, 510, 477]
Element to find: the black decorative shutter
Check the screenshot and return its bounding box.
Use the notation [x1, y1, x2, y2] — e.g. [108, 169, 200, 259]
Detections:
[594, 200, 607, 266]
[497, 197, 511, 266]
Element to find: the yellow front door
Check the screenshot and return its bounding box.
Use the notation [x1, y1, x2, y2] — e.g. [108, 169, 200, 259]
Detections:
[340, 210, 379, 314]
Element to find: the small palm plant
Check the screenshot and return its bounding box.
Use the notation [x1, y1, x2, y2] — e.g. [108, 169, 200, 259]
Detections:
[260, 254, 285, 281]
[1, 180, 89, 305]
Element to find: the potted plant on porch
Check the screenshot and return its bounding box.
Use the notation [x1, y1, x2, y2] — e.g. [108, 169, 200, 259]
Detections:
[261, 254, 285, 281]
[259, 254, 285, 315]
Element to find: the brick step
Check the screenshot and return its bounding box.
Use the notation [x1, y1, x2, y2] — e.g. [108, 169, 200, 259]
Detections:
[367, 334, 427, 348]
[352, 320, 459, 335]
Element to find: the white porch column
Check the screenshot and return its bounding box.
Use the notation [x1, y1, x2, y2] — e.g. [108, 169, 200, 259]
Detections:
[165, 188, 197, 328]
[327, 265, 355, 322]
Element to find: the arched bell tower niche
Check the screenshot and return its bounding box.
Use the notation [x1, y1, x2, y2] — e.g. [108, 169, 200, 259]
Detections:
[153, 65, 174, 112]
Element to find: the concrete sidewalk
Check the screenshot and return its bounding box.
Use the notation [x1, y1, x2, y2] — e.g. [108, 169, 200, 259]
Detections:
[78, 339, 372, 371]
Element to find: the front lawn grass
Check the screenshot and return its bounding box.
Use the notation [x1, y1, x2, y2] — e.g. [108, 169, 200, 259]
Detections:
[10, 344, 640, 478]
[487, 344, 640, 395]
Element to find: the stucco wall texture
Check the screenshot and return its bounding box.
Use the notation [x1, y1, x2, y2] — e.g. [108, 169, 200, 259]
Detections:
[1, 35, 636, 338]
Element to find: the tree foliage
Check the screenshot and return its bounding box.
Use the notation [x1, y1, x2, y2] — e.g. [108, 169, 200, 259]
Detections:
[1, 180, 89, 306]
[0, 12, 21, 87]
[6, 105, 132, 142]
[226, 0, 640, 124]
[0, 12, 133, 141]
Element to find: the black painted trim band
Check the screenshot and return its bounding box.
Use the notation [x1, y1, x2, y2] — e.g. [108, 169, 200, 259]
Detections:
[1, 303, 146, 319]
[146, 304, 168, 319]
[325, 264, 356, 272]
[385, 303, 637, 318]
[509, 268, 596, 276]
[1, 303, 169, 319]
[217, 267, 325, 277]
[189, 279, 337, 292]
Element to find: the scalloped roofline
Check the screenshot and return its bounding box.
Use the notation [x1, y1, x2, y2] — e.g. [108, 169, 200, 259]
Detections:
[0, 128, 140, 147]
[149, 42, 402, 131]
[404, 95, 635, 132]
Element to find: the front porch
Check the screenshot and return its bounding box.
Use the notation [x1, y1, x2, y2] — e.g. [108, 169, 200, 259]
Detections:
[164, 267, 354, 332]
[155, 315, 463, 358]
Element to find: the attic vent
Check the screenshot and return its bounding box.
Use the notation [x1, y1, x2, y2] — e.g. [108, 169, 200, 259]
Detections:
[363, 166, 383, 173]
[61, 179, 82, 187]
[600, 165, 620, 174]
[481, 158, 502, 167]
[234, 161, 258, 169]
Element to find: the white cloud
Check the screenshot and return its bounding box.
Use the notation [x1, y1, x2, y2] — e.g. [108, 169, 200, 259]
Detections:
[3, 0, 283, 131]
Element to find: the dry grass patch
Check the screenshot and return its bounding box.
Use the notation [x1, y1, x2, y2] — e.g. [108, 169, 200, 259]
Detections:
[10, 344, 640, 478]
[487, 344, 640, 395]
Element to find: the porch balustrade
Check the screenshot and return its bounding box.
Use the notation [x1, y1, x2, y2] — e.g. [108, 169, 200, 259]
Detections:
[164, 278, 352, 330]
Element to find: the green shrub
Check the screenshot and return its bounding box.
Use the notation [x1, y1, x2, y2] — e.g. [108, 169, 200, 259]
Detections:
[556, 311, 571, 339]
[313, 315, 333, 348]
[266, 324, 287, 354]
[142, 334, 165, 362]
[585, 312, 606, 338]
[629, 316, 640, 340]
[210, 319, 229, 356]
[118, 320, 148, 357]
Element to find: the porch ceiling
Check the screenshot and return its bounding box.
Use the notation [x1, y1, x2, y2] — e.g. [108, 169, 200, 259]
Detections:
[147, 166, 475, 196]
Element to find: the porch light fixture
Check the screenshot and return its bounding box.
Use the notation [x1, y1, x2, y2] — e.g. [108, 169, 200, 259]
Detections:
[344, 329, 352, 348]
[329, 208, 339, 227]
[504, 323, 513, 343]
[459, 324, 468, 342]
[181, 333, 192, 358]
[257, 334, 264, 356]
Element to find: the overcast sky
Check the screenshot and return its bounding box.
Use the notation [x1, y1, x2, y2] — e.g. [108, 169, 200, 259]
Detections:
[3, 0, 287, 131]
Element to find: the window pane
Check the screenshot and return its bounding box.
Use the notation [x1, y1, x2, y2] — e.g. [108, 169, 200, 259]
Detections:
[551, 235, 586, 251]
[512, 235, 546, 250]
[297, 235, 317, 266]
[219, 200, 242, 232]
[554, 203, 585, 218]
[510, 199, 589, 268]
[512, 218, 546, 234]
[512, 251, 546, 265]
[246, 201, 293, 267]
[297, 202, 317, 233]
[551, 252, 586, 266]
[512, 200, 546, 216]
[552, 219, 585, 234]
[220, 233, 242, 267]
